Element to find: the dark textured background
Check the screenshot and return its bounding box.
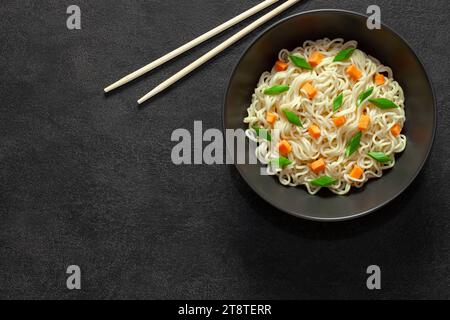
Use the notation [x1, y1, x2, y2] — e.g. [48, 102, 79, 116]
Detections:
[0, 0, 448, 300]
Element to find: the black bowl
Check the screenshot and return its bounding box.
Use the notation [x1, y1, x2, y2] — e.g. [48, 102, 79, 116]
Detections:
[223, 10, 436, 221]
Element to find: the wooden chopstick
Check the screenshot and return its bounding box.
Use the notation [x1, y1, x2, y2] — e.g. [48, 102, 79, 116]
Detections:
[137, 0, 300, 104]
[104, 0, 279, 93]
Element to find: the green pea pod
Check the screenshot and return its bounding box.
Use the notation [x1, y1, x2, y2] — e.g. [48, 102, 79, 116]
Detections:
[368, 152, 391, 163]
[333, 48, 356, 62]
[282, 109, 303, 127]
[357, 87, 374, 106]
[271, 157, 293, 168]
[369, 98, 399, 109]
[333, 93, 344, 112]
[311, 176, 338, 187]
[345, 131, 362, 157]
[289, 55, 312, 70]
[264, 85, 289, 95]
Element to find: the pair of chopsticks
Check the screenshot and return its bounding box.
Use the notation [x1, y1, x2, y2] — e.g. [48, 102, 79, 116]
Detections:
[104, 0, 301, 104]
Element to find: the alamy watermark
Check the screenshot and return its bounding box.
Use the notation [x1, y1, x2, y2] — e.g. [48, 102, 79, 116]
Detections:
[66, 265, 81, 290]
[367, 5, 382, 30]
[66, 5, 81, 30]
[171, 121, 258, 166]
[366, 265, 381, 290]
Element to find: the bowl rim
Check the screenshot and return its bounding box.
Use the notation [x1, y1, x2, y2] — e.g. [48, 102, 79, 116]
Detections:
[222, 9, 437, 222]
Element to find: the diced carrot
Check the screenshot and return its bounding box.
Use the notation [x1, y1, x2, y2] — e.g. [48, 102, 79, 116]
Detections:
[310, 158, 326, 173]
[358, 114, 370, 131]
[308, 52, 324, 67]
[374, 73, 385, 85]
[332, 116, 346, 127]
[346, 65, 362, 81]
[301, 82, 318, 99]
[278, 140, 292, 156]
[350, 165, 364, 179]
[391, 124, 402, 136]
[266, 112, 278, 125]
[275, 60, 288, 72]
[308, 125, 321, 139]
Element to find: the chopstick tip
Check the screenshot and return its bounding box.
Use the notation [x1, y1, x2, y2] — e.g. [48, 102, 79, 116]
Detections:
[138, 89, 158, 105]
[137, 97, 146, 105]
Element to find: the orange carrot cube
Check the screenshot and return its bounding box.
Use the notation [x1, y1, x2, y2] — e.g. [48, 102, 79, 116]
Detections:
[301, 82, 317, 99]
[391, 124, 402, 136]
[278, 140, 292, 156]
[358, 114, 370, 131]
[308, 125, 321, 139]
[374, 73, 385, 85]
[308, 52, 324, 67]
[275, 60, 288, 72]
[332, 116, 346, 127]
[346, 65, 362, 81]
[350, 165, 364, 179]
[310, 158, 326, 173]
[266, 112, 278, 125]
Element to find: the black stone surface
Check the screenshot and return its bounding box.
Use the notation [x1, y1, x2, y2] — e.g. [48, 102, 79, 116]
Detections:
[0, 0, 448, 299]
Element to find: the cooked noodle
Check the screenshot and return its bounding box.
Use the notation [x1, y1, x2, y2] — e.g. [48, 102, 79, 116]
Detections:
[244, 38, 406, 195]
